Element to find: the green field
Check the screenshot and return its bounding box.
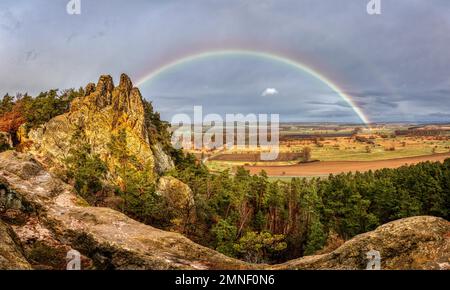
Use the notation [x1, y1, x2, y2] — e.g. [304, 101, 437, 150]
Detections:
[205, 136, 450, 173]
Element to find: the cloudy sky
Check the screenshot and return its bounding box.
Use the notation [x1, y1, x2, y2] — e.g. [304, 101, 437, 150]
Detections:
[1, 0, 449, 123]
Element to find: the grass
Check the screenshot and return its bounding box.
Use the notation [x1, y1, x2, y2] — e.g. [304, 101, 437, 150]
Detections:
[307, 138, 449, 161]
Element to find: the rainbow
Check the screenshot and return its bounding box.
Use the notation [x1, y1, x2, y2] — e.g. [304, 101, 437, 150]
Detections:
[136, 49, 370, 125]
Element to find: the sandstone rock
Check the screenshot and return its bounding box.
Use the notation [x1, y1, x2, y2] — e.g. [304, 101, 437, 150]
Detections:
[153, 143, 175, 174]
[84, 82, 96, 97]
[0, 221, 32, 270]
[15, 123, 29, 144]
[157, 176, 195, 213]
[26, 74, 173, 180]
[275, 216, 450, 270]
[0, 152, 249, 270]
[0, 132, 12, 151]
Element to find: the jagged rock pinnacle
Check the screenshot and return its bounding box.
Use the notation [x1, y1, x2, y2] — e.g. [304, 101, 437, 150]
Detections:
[84, 82, 96, 96]
[96, 75, 114, 95]
[119, 73, 133, 94]
[88, 74, 140, 114]
[27, 73, 174, 179]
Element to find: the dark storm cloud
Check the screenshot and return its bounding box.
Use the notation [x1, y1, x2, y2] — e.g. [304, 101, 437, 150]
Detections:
[306, 100, 358, 109]
[0, 0, 449, 122]
[25, 50, 38, 62]
[427, 113, 450, 118]
[350, 95, 399, 109]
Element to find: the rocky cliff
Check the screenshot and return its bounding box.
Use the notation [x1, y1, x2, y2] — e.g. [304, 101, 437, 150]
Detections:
[0, 151, 448, 270]
[26, 74, 173, 178]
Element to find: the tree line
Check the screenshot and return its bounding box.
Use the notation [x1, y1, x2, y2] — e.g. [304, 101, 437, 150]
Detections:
[168, 153, 449, 263]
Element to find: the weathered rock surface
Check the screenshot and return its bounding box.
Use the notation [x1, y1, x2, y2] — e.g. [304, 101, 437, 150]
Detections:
[0, 221, 32, 270]
[157, 176, 195, 210]
[26, 74, 173, 178]
[0, 151, 448, 270]
[275, 216, 450, 270]
[153, 143, 175, 174]
[0, 132, 12, 151]
[0, 151, 249, 270]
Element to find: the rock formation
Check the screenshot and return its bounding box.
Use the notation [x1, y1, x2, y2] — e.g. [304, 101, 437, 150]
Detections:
[0, 132, 12, 151]
[26, 74, 173, 178]
[156, 176, 195, 211]
[0, 151, 448, 270]
[275, 216, 450, 270]
[0, 221, 32, 269]
[0, 151, 248, 270]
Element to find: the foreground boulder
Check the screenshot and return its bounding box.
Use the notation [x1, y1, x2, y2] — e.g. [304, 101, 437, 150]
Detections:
[0, 151, 449, 270]
[275, 216, 450, 270]
[0, 151, 249, 270]
[157, 176, 195, 210]
[0, 221, 32, 269]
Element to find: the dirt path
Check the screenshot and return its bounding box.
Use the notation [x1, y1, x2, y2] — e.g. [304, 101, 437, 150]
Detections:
[244, 153, 450, 177]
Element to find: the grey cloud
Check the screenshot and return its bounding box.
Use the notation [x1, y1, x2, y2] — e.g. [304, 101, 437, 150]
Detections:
[306, 100, 351, 108]
[25, 50, 38, 62]
[0, 0, 449, 123]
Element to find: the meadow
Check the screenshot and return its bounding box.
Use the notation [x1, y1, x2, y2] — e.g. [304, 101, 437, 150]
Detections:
[187, 124, 450, 176]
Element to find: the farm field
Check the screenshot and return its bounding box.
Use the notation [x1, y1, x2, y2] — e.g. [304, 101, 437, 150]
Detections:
[244, 152, 450, 177]
[187, 123, 450, 176]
